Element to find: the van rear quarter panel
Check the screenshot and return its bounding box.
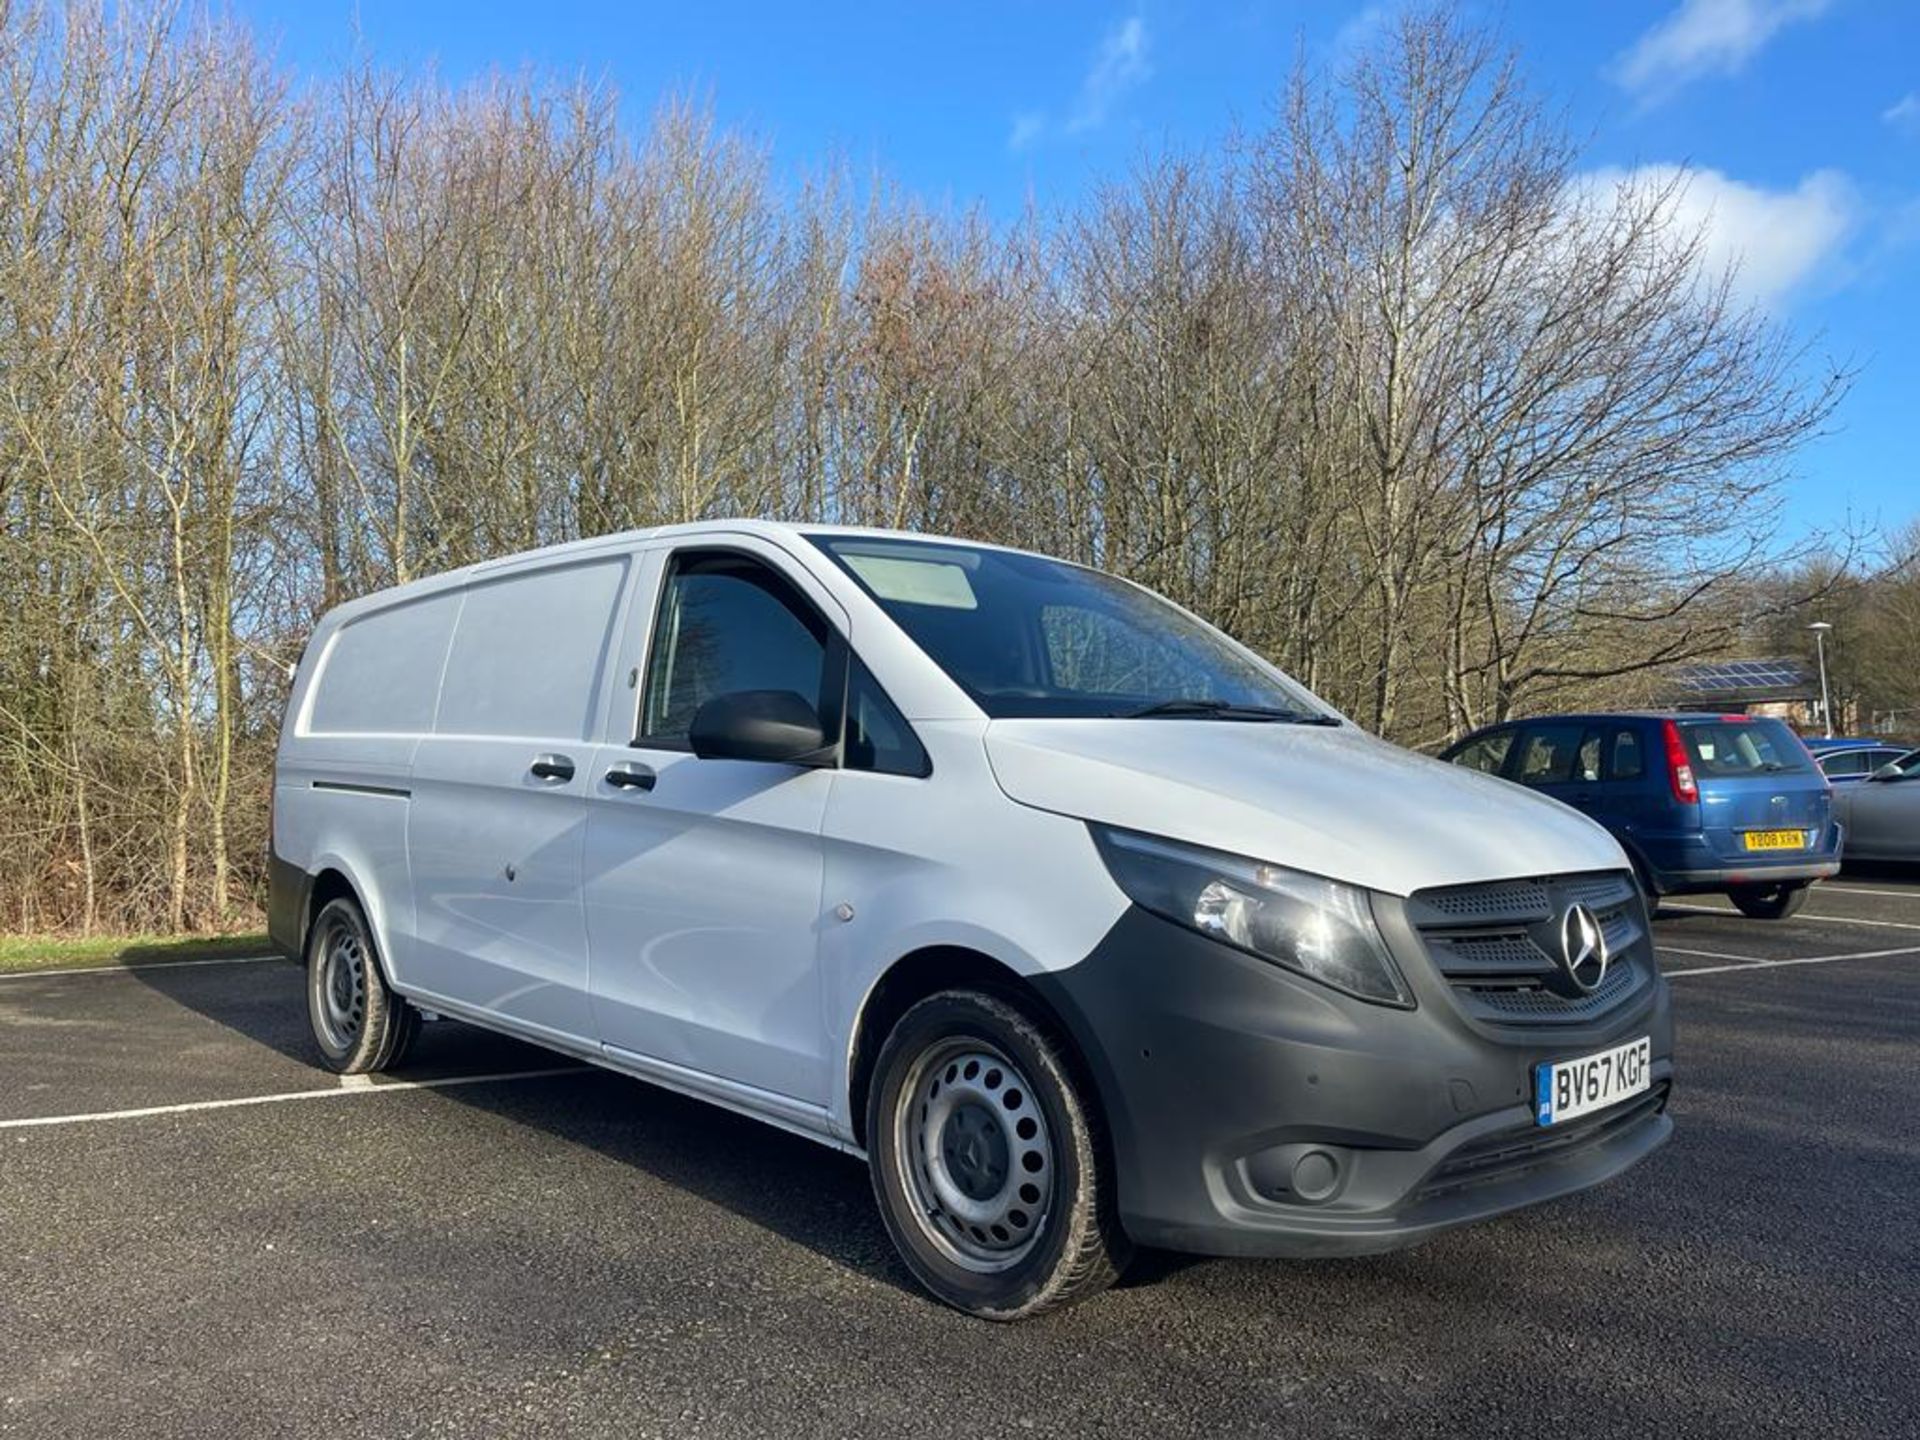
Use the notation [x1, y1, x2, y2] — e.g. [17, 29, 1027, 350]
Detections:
[275, 587, 462, 974]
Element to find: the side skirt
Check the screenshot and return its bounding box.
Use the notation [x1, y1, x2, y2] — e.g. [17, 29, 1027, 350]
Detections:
[388, 988, 860, 1158]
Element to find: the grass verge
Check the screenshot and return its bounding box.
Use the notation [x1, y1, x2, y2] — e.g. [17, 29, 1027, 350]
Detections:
[0, 932, 274, 975]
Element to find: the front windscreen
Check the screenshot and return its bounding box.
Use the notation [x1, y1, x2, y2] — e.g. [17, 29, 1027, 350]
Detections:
[810, 535, 1327, 721]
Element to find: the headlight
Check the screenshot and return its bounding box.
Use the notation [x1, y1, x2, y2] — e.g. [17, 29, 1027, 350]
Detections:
[1090, 825, 1413, 1007]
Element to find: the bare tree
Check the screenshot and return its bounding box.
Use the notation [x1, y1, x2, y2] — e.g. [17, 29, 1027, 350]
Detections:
[0, 1, 1865, 935]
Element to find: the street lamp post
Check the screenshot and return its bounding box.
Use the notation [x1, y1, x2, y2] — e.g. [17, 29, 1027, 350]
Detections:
[1808, 621, 1833, 735]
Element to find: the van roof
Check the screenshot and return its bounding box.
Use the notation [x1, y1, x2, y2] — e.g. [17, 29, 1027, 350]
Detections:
[316, 519, 1051, 626]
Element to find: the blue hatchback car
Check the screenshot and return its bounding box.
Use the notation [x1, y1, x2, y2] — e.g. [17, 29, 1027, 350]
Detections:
[1440, 712, 1841, 918]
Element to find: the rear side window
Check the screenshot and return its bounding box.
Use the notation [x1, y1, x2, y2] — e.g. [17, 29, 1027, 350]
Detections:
[1449, 729, 1514, 775]
[1818, 750, 1870, 777]
[639, 552, 828, 747]
[1511, 723, 1590, 784]
[435, 559, 628, 740]
[1681, 719, 1812, 776]
[1606, 726, 1645, 781]
[307, 591, 459, 736]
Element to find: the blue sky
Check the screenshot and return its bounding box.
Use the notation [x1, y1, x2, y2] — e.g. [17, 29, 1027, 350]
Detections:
[237, 1, 1919, 549]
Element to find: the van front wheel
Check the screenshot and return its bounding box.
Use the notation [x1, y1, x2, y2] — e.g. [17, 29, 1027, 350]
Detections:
[1727, 882, 1811, 920]
[305, 897, 417, 1074]
[866, 989, 1130, 1320]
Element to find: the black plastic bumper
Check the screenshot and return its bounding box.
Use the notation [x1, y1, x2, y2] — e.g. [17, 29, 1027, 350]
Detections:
[1031, 905, 1674, 1258]
[1640, 822, 1843, 895]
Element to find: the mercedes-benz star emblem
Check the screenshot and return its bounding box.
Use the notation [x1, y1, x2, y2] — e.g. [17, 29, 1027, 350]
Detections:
[1557, 903, 1609, 994]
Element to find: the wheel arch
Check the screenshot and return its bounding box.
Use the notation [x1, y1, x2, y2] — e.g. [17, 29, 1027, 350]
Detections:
[298, 859, 400, 987]
[845, 944, 1098, 1152]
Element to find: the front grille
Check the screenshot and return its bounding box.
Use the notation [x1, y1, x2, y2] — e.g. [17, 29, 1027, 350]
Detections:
[1417, 1082, 1670, 1202]
[1407, 870, 1650, 1027]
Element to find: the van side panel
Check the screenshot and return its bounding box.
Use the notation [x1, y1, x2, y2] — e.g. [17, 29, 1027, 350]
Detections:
[403, 556, 630, 1037]
[271, 590, 461, 966]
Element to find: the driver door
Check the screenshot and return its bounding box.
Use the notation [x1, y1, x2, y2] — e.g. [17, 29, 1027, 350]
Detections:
[581, 541, 846, 1105]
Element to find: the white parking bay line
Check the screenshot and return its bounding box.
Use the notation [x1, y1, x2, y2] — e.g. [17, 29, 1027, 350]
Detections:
[1664, 945, 1920, 979]
[0, 954, 280, 981]
[1657, 945, 1770, 962]
[1662, 903, 1920, 932]
[0, 1065, 590, 1131]
[1819, 885, 1920, 901]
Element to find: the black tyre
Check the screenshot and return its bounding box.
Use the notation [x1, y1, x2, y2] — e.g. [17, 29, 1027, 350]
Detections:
[1627, 858, 1661, 917]
[866, 989, 1130, 1320]
[1727, 881, 1811, 920]
[305, 897, 417, 1074]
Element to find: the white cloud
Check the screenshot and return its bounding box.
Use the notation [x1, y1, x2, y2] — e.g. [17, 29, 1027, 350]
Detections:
[1612, 0, 1833, 103]
[1576, 164, 1857, 309]
[1067, 15, 1151, 133]
[1008, 13, 1151, 151]
[1885, 92, 1920, 133]
[1330, 3, 1395, 62]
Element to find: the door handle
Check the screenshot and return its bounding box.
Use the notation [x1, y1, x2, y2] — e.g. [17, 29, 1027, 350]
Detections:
[604, 761, 657, 792]
[529, 753, 575, 782]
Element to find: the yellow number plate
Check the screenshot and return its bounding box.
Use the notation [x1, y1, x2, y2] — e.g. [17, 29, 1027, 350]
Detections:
[1743, 829, 1807, 851]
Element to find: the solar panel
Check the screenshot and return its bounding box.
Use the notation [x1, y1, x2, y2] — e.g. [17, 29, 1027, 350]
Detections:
[1666, 658, 1812, 695]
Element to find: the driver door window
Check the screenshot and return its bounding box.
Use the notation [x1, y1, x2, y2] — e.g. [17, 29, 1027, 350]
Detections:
[638, 553, 829, 747]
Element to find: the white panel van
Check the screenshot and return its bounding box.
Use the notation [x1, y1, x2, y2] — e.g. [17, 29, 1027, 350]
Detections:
[271, 521, 1672, 1318]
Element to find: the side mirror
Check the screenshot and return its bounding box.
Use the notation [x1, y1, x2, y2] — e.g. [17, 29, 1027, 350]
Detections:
[689, 690, 833, 766]
[1869, 762, 1902, 782]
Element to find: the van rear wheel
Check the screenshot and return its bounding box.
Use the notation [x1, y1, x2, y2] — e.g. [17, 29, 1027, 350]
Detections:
[1727, 882, 1811, 920]
[305, 897, 417, 1074]
[866, 989, 1130, 1320]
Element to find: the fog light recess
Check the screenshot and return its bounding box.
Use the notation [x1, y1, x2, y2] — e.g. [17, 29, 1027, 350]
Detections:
[1290, 1149, 1342, 1203]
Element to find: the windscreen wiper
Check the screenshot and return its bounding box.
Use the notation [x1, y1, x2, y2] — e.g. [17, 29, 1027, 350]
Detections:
[1124, 699, 1341, 725]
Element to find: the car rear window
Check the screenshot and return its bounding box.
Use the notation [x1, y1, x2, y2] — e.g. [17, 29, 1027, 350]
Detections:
[1680, 718, 1812, 777]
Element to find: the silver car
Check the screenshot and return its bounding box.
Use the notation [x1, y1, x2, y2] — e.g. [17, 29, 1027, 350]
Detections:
[1831, 748, 1920, 863]
[1814, 743, 1911, 784]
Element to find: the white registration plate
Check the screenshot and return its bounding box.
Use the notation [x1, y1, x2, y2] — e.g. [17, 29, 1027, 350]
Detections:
[1534, 1037, 1652, 1127]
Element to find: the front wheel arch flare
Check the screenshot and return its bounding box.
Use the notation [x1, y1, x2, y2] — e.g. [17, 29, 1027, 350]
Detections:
[848, 947, 1078, 1152]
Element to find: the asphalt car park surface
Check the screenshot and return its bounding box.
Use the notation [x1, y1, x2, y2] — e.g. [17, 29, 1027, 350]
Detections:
[4, 876, 1918, 1439]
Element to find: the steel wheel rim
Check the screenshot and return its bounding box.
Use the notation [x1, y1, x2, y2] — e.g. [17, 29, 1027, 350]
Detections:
[314, 921, 367, 1053]
[894, 1038, 1054, 1273]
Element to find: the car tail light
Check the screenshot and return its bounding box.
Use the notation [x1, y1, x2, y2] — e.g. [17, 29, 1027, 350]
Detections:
[1662, 719, 1699, 804]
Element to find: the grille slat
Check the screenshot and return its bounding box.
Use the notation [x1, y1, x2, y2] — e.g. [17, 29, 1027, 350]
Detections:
[1426, 934, 1556, 979]
[1415, 879, 1554, 922]
[1456, 959, 1638, 1020]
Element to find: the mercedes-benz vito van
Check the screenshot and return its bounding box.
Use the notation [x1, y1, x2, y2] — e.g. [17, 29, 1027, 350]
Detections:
[270, 521, 1673, 1318]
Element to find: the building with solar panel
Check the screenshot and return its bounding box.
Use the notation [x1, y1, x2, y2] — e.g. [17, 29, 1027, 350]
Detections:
[1662, 658, 1838, 732]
